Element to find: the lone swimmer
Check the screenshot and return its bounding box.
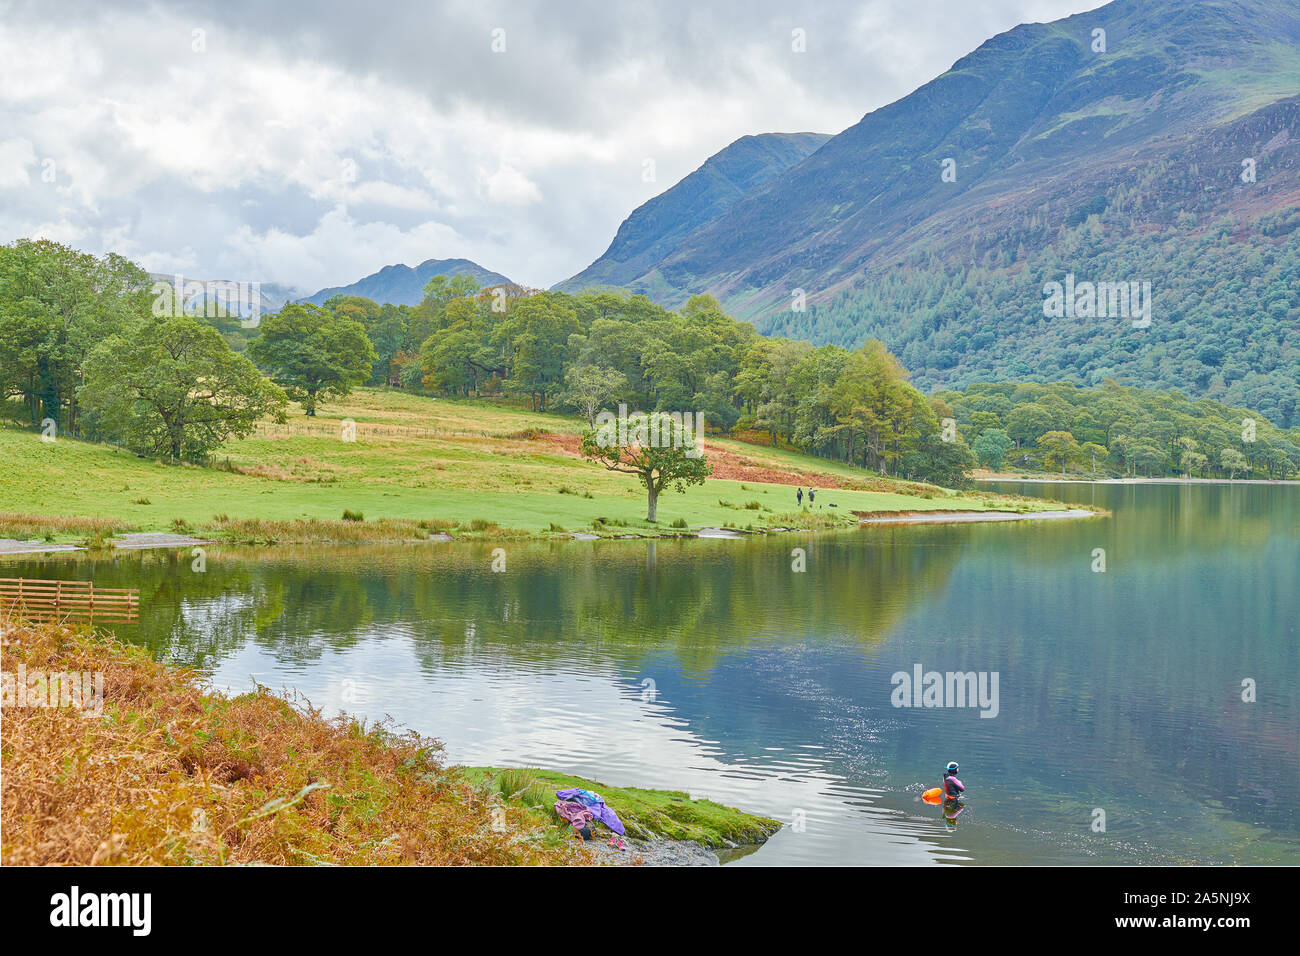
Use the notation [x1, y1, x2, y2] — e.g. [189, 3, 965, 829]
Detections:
[942, 761, 965, 801]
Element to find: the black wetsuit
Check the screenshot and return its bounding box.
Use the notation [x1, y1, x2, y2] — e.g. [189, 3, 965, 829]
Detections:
[943, 772, 965, 800]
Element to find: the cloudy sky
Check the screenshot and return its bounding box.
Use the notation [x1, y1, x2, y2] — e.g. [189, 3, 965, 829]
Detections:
[0, 0, 1104, 295]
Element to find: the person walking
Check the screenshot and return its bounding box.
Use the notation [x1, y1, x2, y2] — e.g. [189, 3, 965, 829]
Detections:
[809, 487, 815, 505]
[796, 487, 804, 507]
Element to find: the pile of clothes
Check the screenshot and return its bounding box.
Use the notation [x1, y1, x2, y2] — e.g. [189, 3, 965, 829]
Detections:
[553, 787, 627, 850]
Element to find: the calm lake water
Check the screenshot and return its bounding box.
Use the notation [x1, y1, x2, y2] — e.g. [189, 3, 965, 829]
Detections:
[6, 482, 1297, 865]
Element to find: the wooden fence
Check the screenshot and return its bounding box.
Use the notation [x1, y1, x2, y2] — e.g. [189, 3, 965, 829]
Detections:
[251, 421, 452, 440]
[0, 578, 140, 623]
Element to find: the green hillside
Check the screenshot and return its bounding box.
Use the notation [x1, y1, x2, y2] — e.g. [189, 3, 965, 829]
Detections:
[562, 0, 1300, 420]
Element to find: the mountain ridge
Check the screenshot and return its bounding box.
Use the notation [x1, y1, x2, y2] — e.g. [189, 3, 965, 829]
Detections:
[299, 258, 512, 307]
[555, 131, 831, 294]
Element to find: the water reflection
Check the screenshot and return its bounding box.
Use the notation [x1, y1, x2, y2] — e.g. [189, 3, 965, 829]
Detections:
[4, 483, 1296, 865]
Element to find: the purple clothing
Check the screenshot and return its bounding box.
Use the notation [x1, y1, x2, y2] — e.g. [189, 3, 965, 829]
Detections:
[554, 801, 595, 828]
[943, 773, 965, 798]
[555, 787, 626, 835]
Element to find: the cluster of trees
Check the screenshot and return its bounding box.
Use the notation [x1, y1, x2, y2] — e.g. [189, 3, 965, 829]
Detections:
[340, 279, 976, 486]
[300, 274, 485, 391]
[764, 212, 1300, 428]
[0, 240, 288, 458]
[939, 380, 1300, 479]
[0, 239, 153, 435]
[0, 239, 379, 458]
[0, 240, 967, 485]
[5, 238, 1293, 486]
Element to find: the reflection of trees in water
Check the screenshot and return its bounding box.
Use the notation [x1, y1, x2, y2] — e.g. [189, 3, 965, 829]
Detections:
[987, 481, 1299, 568]
[0, 549, 261, 668]
[402, 535, 962, 676]
[2, 547, 376, 669]
[3, 535, 962, 675]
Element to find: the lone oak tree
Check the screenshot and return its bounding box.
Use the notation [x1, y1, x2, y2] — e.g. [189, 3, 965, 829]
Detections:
[580, 412, 711, 521]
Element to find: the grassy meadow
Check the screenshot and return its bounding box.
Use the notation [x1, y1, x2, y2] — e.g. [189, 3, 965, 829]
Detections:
[0, 387, 1065, 543]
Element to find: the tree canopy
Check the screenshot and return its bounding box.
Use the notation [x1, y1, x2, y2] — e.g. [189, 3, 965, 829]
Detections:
[6, 238, 1295, 486]
[81, 315, 287, 460]
[247, 304, 376, 415]
[937, 379, 1300, 478]
[580, 412, 712, 521]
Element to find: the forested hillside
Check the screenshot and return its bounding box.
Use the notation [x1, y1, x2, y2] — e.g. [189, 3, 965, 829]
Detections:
[938, 379, 1299, 479]
[561, 0, 1300, 421]
[764, 207, 1300, 427]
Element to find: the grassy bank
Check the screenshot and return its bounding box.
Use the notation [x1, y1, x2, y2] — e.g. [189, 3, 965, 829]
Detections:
[466, 767, 783, 848]
[0, 619, 782, 865]
[0, 388, 1075, 545]
[0, 619, 579, 865]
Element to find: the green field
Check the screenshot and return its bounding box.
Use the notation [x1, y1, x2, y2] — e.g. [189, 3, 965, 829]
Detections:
[0, 388, 1063, 542]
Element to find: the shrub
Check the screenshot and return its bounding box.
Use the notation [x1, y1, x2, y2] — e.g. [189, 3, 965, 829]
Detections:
[494, 769, 554, 811]
[341, 509, 364, 522]
[82, 531, 116, 551]
[505, 427, 546, 441]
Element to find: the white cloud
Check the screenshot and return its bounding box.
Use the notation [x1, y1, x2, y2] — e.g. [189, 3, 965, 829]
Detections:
[346, 181, 439, 211]
[0, 139, 38, 189]
[0, 0, 1105, 294]
[478, 163, 542, 205]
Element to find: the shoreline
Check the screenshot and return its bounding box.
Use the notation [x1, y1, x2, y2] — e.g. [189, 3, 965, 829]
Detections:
[0, 504, 1105, 556]
[857, 508, 1099, 525]
[0, 532, 214, 555]
[975, 476, 1300, 485]
[466, 766, 782, 866]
